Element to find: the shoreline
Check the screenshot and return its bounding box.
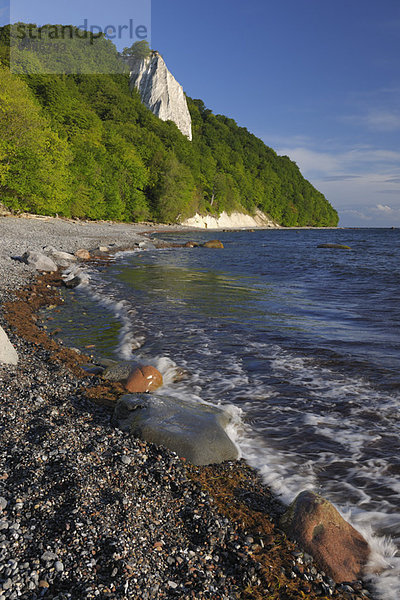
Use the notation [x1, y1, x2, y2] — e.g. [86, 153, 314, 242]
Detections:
[0, 216, 376, 599]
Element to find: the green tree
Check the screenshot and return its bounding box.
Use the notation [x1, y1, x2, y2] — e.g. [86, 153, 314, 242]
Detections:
[122, 40, 151, 60]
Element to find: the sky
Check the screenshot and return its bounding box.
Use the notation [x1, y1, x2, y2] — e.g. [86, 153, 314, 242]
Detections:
[2, 0, 400, 226]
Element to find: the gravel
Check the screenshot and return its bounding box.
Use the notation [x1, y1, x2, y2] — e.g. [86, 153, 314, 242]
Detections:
[0, 215, 179, 292]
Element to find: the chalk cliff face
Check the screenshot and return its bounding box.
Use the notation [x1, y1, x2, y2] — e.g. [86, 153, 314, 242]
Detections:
[127, 51, 192, 141]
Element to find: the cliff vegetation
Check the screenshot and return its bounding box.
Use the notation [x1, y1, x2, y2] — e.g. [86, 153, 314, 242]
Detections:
[0, 27, 338, 226]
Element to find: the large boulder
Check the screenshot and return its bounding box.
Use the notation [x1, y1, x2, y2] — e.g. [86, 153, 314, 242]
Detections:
[125, 366, 163, 393]
[43, 247, 77, 268]
[0, 326, 18, 365]
[112, 394, 239, 466]
[202, 240, 224, 249]
[280, 491, 370, 583]
[317, 243, 351, 250]
[21, 251, 57, 272]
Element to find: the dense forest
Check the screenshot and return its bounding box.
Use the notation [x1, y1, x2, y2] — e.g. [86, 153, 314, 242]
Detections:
[0, 25, 338, 226]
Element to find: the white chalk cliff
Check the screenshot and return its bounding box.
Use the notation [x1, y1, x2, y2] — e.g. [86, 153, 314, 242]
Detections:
[181, 209, 280, 229]
[127, 51, 192, 141]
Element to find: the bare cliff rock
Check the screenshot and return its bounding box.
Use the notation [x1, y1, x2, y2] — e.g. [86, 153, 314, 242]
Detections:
[127, 51, 192, 141]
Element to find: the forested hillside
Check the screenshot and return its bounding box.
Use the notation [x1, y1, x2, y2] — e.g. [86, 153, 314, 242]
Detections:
[0, 25, 338, 226]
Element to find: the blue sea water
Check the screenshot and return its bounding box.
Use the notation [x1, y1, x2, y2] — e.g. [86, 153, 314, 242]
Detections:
[48, 228, 400, 597]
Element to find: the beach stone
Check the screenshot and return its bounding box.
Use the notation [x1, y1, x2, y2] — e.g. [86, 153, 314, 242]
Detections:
[125, 366, 163, 393]
[112, 394, 239, 465]
[43, 247, 77, 267]
[102, 361, 138, 382]
[62, 265, 90, 288]
[75, 248, 91, 260]
[280, 490, 370, 583]
[138, 240, 157, 251]
[317, 243, 351, 250]
[21, 251, 57, 272]
[0, 326, 18, 365]
[202, 240, 224, 249]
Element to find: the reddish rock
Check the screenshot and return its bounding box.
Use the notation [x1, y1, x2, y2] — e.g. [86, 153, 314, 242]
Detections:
[125, 366, 163, 393]
[202, 240, 224, 249]
[75, 249, 91, 260]
[281, 490, 370, 583]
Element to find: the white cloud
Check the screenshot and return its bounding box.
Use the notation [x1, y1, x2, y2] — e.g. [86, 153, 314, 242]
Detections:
[376, 204, 393, 213]
[364, 111, 400, 132]
[260, 136, 400, 226]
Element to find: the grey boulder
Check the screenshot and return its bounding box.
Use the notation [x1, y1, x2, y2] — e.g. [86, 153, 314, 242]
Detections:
[112, 394, 239, 466]
[62, 265, 90, 288]
[43, 246, 77, 268]
[21, 251, 57, 272]
[0, 326, 18, 365]
[102, 361, 138, 382]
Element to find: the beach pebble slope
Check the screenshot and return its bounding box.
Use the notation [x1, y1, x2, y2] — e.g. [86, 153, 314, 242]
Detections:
[0, 340, 258, 599]
[0, 326, 18, 365]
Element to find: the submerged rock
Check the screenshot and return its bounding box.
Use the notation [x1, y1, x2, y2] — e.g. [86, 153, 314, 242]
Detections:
[280, 490, 370, 583]
[21, 251, 57, 272]
[125, 365, 163, 393]
[317, 243, 351, 250]
[0, 326, 18, 365]
[202, 240, 224, 249]
[112, 394, 239, 466]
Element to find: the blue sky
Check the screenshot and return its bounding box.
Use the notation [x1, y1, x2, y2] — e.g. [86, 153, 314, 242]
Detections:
[2, 0, 400, 226]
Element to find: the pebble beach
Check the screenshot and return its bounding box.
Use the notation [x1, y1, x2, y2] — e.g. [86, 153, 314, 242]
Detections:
[0, 215, 377, 600]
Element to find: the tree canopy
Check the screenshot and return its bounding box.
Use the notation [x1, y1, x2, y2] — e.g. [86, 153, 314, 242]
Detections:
[0, 24, 338, 226]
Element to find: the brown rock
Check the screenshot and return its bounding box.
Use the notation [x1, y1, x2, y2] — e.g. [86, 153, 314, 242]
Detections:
[75, 249, 91, 260]
[202, 240, 224, 249]
[125, 366, 163, 393]
[281, 491, 370, 583]
[184, 241, 198, 248]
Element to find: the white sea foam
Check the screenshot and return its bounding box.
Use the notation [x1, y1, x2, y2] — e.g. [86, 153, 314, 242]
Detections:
[230, 340, 400, 599]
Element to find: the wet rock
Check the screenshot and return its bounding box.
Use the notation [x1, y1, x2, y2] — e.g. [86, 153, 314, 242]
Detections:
[21, 251, 58, 272]
[62, 265, 90, 288]
[102, 361, 138, 382]
[0, 326, 18, 365]
[317, 243, 351, 250]
[81, 364, 104, 376]
[280, 490, 370, 583]
[202, 240, 224, 249]
[125, 366, 163, 393]
[138, 240, 157, 251]
[75, 248, 91, 260]
[184, 241, 199, 248]
[112, 394, 239, 465]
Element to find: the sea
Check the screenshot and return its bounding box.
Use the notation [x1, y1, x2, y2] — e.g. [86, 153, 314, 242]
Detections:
[45, 228, 400, 599]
